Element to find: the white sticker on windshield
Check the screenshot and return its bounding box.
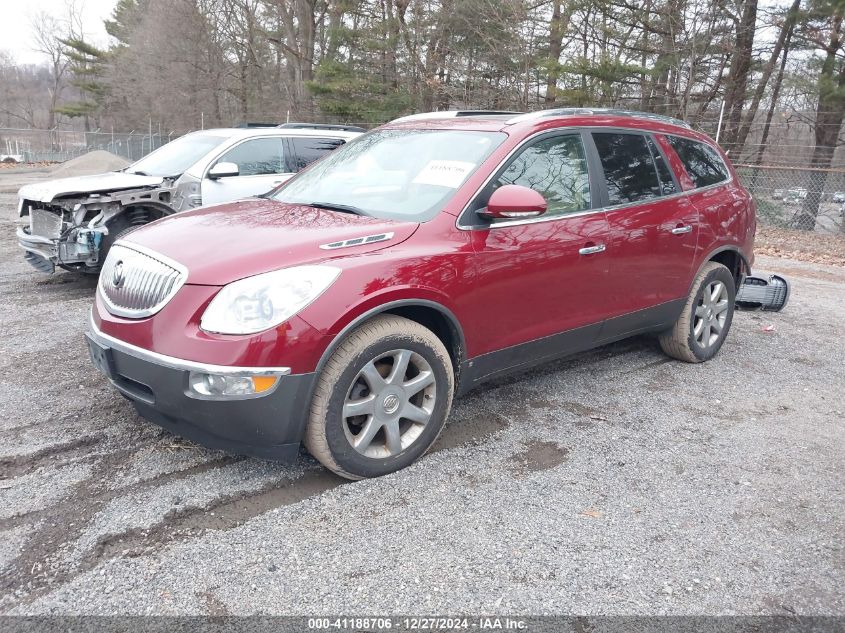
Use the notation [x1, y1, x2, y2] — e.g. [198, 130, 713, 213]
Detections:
[412, 160, 476, 188]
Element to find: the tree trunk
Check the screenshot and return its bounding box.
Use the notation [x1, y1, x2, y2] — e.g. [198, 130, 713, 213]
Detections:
[734, 0, 801, 153]
[650, 0, 682, 114]
[794, 9, 845, 230]
[544, 0, 571, 104]
[720, 0, 758, 153]
[747, 26, 792, 196]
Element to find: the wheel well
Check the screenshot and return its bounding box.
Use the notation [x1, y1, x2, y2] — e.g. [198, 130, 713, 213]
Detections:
[382, 305, 464, 373]
[120, 204, 167, 225]
[708, 249, 746, 286]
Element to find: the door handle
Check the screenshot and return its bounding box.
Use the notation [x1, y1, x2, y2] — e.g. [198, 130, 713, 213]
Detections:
[578, 244, 606, 255]
[671, 225, 693, 235]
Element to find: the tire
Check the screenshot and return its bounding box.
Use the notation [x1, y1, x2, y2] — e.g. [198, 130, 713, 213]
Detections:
[659, 262, 736, 363]
[304, 315, 454, 480]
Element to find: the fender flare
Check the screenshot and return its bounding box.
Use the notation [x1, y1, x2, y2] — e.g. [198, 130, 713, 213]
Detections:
[313, 298, 467, 376]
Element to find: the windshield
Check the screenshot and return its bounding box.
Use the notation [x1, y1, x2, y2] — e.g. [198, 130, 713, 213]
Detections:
[272, 129, 507, 221]
[126, 132, 228, 177]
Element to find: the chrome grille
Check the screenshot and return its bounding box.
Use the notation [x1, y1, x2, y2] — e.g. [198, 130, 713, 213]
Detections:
[98, 243, 187, 318]
[29, 208, 63, 239]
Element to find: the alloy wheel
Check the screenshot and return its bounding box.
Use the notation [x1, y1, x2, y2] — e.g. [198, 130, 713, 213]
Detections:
[342, 349, 437, 459]
[693, 280, 730, 348]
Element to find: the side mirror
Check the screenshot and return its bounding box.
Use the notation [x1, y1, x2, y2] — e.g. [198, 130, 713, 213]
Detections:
[479, 184, 547, 220]
[208, 162, 239, 179]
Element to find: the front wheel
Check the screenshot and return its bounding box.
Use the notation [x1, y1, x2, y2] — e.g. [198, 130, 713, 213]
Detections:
[304, 315, 454, 480]
[659, 261, 736, 363]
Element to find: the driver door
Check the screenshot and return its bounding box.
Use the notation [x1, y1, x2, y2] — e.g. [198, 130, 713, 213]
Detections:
[462, 131, 611, 378]
[202, 137, 293, 205]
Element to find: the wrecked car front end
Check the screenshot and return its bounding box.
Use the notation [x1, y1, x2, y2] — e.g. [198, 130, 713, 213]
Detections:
[17, 175, 181, 273]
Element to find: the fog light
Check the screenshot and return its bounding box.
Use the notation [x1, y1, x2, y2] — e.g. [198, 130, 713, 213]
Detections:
[188, 372, 279, 398]
[251, 376, 278, 393]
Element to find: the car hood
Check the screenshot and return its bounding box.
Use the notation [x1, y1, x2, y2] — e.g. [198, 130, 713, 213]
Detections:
[18, 171, 164, 203]
[124, 198, 420, 285]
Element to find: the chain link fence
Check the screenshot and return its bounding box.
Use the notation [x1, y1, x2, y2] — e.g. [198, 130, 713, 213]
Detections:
[1, 122, 844, 235]
[0, 128, 173, 163]
[736, 164, 845, 234]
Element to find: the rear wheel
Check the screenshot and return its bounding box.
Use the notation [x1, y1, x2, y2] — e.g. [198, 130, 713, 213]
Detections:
[659, 262, 736, 363]
[304, 315, 454, 479]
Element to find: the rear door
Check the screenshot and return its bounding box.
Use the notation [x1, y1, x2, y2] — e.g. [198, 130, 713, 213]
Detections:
[461, 131, 611, 373]
[660, 134, 741, 260]
[201, 136, 292, 205]
[588, 130, 698, 327]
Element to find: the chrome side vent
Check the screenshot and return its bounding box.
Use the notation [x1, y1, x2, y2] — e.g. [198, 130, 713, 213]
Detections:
[320, 232, 395, 250]
[98, 242, 187, 318]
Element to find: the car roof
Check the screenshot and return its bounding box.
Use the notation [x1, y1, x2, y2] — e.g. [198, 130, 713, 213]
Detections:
[189, 127, 362, 141]
[382, 108, 711, 143]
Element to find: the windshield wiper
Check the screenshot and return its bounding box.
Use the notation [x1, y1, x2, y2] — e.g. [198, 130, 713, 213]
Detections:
[129, 170, 151, 176]
[307, 202, 370, 216]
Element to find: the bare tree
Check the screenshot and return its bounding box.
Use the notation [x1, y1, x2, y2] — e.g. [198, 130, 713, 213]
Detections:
[30, 11, 71, 129]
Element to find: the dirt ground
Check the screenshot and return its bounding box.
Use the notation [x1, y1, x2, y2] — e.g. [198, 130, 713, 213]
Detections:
[0, 175, 843, 616]
[755, 224, 845, 267]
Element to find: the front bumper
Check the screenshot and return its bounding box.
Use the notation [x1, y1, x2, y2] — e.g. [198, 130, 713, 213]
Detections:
[86, 320, 315, 462]
[17, 227, 58, 268]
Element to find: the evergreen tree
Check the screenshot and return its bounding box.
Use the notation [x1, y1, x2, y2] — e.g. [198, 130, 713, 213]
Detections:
[55, 38, 108, 130]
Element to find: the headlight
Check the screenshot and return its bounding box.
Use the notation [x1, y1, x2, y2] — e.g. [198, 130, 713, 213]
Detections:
[200, 265, 340, 335]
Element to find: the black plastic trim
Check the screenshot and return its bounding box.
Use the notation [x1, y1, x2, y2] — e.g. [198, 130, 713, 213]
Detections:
[596, 299, 686, 343]
[458, 299, 685, 394]
[315, 299, 467, 375]
[461, 322, 603, 389]
[105, 346, 314, 462]
[693, 245, 751, 292]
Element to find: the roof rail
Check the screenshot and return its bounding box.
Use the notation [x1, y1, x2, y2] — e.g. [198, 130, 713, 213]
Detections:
[277, 122, 367, 133]
[390, 110, 524, 124]
[234, 122, 281, 128]
[506, 108, 692, 129]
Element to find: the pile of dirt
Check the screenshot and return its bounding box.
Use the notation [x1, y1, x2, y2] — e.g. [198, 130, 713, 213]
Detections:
[49, 150, 130, 178]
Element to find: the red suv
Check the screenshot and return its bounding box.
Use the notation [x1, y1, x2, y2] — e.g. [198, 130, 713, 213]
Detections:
[86, 109, 755, 479]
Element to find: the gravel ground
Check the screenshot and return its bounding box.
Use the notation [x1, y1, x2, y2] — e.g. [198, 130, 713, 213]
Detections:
[0, 179, 843, 616]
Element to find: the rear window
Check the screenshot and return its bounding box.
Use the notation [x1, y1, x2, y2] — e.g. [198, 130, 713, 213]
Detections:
[290, 137, 346, 170]
[667, 136, 729, 188]
[592, 132, 660, 205]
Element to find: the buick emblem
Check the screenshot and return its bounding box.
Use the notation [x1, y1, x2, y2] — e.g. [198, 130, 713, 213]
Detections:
[112, 261, 125, 288]
[382, 394, 400, 414]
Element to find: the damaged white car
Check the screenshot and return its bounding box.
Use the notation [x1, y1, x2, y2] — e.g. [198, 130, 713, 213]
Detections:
[17, 123, 362, 273]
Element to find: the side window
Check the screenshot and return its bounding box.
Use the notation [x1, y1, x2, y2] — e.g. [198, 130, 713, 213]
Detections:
[290, 137, 345, 171]
[215, 138, 285, 176]
[592, 132, 660, 205]
[646, 135, 677, 195]
[667, 136, 729, 188]
[494, 134, 591, 217]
